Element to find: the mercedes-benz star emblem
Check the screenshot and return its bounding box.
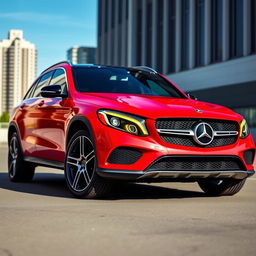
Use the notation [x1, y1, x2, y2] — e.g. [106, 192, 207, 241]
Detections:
[193, 122, 214, 145]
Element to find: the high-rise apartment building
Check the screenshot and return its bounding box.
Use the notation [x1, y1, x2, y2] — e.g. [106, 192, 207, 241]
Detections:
[0, 30, 37, 114]
[97, 0, 256, 136]
[67, 46, 96, 64]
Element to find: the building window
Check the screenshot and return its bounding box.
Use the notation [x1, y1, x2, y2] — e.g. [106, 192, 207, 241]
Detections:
[252, 0, 256, 53]
[230, 0, 244, 58]
[181, 0, 190, 70]
[211, 0, 223, 63]
[168, 0, 176, 74]
[146, 1, 152, 67]
[126, 0, 128, 20]
[98, 0, 102, 36]
[111, 0, 115, 29]
[233, 107, 256, 128]
[195, 0, 205, 66]
[104, 0, 109, 33]
[156, 0, 164, 73]
[118, 0, 122, 24]
[136, 1, 142, 65]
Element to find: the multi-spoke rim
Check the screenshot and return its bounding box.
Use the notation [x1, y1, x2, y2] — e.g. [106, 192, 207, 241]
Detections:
[9, 136, 18, 178]
[66, 135, 96, 192]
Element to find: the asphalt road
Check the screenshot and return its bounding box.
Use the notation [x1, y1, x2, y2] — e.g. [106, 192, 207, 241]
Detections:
[0, 145, 256, 256]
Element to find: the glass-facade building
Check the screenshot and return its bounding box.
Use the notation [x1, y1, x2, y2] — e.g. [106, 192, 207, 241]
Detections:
[97, 0, 256, 137]
[67, 46, 96, 64]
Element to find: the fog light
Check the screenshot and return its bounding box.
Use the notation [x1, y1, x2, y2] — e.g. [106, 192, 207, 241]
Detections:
[110, 117, 120, 127]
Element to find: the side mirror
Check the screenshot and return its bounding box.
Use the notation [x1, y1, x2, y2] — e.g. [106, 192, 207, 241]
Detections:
[41, 85, 63, 98]
[187, 93, 198, 100]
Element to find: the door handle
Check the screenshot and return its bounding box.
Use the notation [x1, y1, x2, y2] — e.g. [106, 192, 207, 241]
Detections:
[38, 100, 45, 107]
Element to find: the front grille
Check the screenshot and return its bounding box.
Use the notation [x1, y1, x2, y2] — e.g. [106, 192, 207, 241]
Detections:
[147, 156, 244, 172]
[155, 118, 238, 147]
[156, 119, 237, 131]
[107, 147, 142, 164]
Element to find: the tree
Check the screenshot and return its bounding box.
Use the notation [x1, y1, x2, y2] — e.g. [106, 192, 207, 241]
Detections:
[0, 112, 10, 122]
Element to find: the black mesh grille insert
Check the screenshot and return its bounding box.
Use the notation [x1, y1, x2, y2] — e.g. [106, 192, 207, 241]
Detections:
[147, 157, 243, 171]
[107, 147, 142, 164]
[155, 118, 238, 147]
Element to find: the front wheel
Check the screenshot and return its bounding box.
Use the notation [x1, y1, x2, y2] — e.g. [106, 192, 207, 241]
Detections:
[198, 178, 246, 196]
[65, 130, 112, 199]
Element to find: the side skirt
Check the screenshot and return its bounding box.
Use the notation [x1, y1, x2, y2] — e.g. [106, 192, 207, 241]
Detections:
[24, 156, 64, 170]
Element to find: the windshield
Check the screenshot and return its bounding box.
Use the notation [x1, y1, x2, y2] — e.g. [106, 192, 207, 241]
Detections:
[72, 67, 186, 98]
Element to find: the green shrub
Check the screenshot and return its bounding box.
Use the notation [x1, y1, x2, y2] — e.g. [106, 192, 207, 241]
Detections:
[0, 112, 10, 122]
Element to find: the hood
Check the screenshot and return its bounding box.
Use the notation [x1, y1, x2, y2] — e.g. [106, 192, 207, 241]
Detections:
[76, 93, 242, 121]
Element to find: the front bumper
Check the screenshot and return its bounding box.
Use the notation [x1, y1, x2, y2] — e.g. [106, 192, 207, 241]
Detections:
[93, 118, 255, 180]
[97, 168, 255, 181]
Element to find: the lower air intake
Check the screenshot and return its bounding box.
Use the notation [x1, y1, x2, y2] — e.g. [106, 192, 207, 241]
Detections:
[146, 156, 244, 171]
[107, 147, 142, 165]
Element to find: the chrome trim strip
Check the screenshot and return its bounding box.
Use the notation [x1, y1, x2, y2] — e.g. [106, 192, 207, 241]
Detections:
[157, 129, 238, 137]
[156, 129, 194, 136]
[213, 131, 239, 136]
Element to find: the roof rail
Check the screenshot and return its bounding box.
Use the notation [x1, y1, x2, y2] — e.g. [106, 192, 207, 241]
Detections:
[133, 66, 157, 73]
[40, 61, 71, 74]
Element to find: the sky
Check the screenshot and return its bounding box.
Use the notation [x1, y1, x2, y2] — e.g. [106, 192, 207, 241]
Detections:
[0, 0, 97, 74]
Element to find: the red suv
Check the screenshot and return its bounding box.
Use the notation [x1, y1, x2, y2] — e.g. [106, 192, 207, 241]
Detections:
[8, 62, 255, 198]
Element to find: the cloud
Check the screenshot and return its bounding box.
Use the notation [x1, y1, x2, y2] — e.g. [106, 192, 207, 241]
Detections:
[0, 12, 92, 28]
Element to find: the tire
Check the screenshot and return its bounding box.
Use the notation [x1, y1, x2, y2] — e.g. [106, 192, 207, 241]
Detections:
[8, 132, 35, 182]
[65, 130, 112, 199]
[198, 178, 246, 196]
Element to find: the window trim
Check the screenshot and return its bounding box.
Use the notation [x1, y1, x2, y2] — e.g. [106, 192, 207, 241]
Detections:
[48, 67, 69, 98]
[30, 70, 54, 99]
[25, 67, 69, 100]
[23, 79, 39, 100]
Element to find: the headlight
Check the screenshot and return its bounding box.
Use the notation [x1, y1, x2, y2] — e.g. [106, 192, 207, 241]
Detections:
[98, 110, 148, 136]
[240, 119, 249, 139]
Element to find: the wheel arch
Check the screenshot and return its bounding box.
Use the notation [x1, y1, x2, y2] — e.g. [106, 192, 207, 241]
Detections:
[65, 116, 94, 150]
[8, 122, 20, 145]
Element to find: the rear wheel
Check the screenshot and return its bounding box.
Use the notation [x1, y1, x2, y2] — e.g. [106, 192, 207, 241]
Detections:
[65, 130, 112, 198]
[198, 178, 246, 196]
[8, 132, 35, 182]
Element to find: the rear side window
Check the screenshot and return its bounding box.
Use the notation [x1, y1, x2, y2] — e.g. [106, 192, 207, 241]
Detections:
[31, 71, 53, 98]
[49, 69, 67, 94]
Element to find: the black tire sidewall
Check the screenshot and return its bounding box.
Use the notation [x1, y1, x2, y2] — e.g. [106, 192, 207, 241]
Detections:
[8, 132, 24, 181]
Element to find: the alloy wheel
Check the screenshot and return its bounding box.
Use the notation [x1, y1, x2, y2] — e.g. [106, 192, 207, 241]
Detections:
[9, 136, 19, 179]
[66, 136, 96, 192]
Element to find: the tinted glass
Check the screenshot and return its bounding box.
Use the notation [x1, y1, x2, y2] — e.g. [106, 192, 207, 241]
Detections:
[23, 80, 39, 100]
[168, 0, 176, 73]
[31, 71, 53, 98]
[196, 0, 205, 66]
[50, 69, 67, 94]
[72, 67, 185, 98]
[181, 0, 190, 70]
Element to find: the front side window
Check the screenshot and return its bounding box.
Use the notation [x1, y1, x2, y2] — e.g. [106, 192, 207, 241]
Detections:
[49, 69, 67, 94]
[23, 80, 39, 100]
[72, 67, 185, 98]
[31, 71, 53, 98]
